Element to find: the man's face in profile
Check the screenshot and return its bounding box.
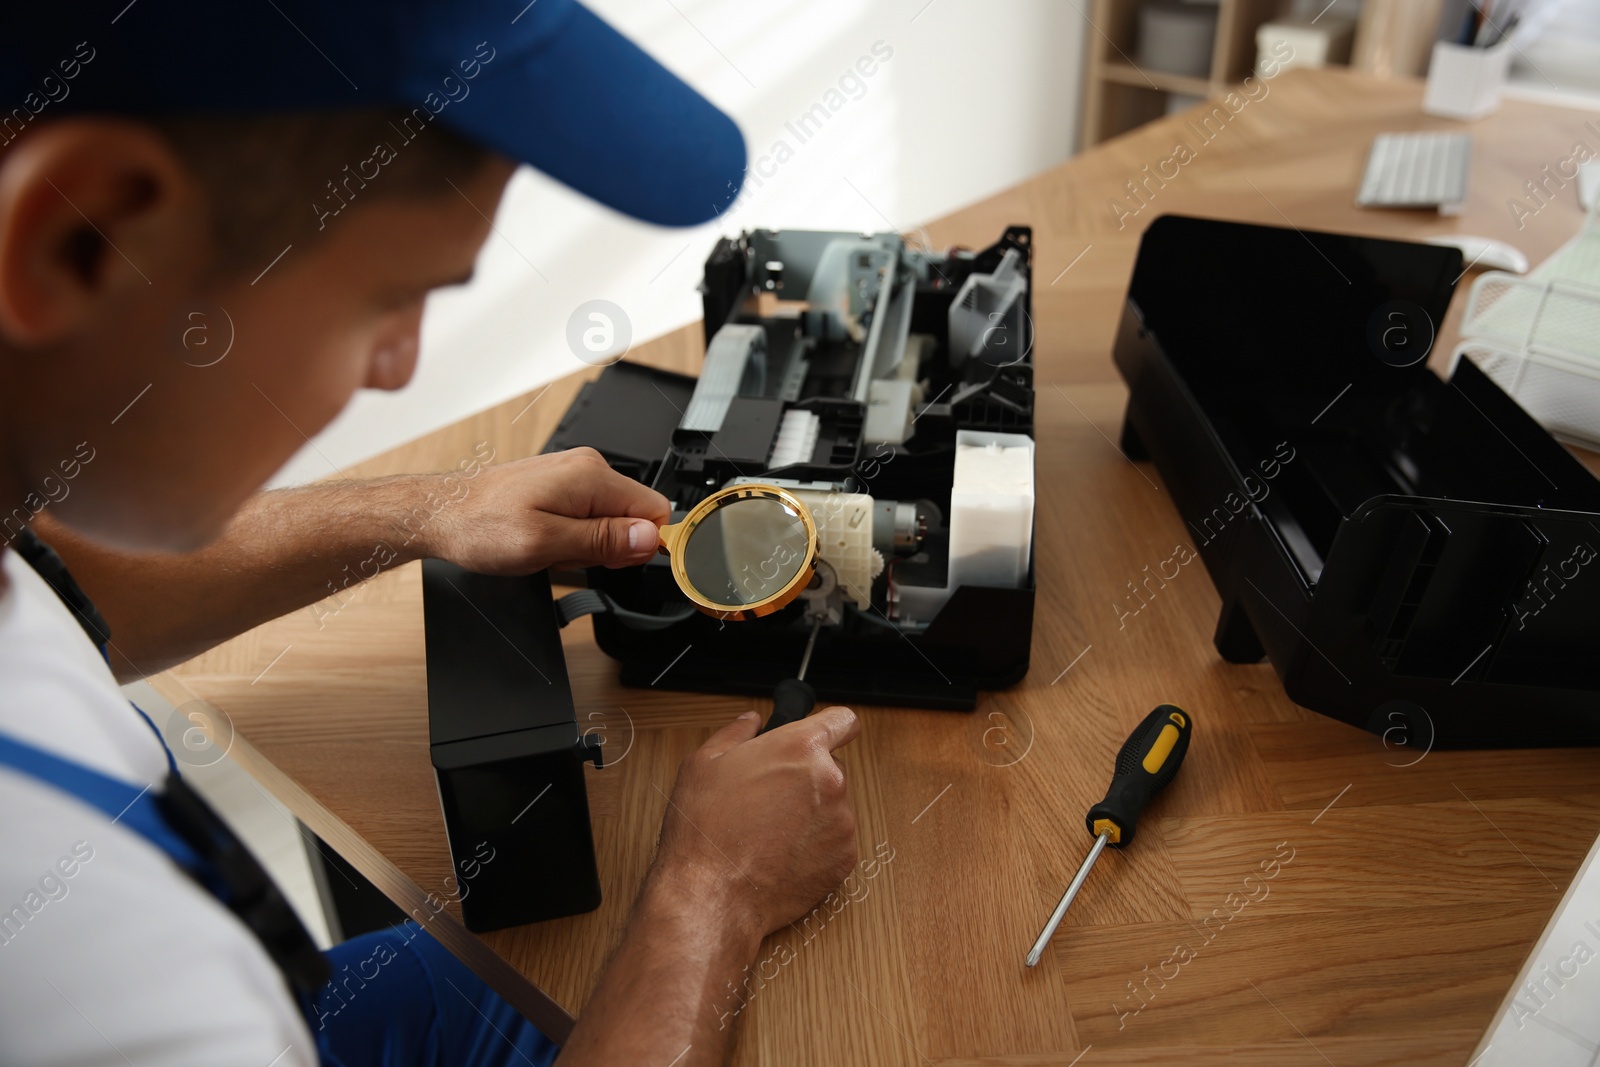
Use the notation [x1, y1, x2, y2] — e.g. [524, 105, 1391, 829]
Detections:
[0, 117, 515, 553]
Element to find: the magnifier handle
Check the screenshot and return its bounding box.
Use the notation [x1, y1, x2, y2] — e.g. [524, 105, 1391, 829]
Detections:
[760, 678, 817, 735]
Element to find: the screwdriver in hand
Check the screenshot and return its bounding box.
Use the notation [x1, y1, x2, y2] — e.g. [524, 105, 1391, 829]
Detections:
[1025, 703, 1194, 967]
[759, 615, 823, 735]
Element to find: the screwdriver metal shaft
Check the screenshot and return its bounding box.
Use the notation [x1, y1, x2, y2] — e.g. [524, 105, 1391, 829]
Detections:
[796, 613, 822, 681]
[1026, 830, 1110, 967]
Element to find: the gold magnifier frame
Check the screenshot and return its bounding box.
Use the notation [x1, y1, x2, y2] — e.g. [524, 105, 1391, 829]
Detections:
[656, 483, 818, 621]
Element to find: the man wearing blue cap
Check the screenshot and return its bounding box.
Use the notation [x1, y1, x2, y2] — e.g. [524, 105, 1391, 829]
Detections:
[0, 2, 860, 1064]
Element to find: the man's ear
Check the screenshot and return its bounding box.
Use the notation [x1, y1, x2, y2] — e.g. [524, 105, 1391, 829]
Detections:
[0, 119, 198, 346]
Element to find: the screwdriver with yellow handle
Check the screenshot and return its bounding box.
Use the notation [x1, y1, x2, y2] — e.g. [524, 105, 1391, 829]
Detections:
[1025, 703, 1194, 967]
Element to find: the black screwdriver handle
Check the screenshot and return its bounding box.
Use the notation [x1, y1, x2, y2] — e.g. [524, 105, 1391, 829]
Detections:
[1085, 704, 1193, 849]
[760, 678, 817, 735]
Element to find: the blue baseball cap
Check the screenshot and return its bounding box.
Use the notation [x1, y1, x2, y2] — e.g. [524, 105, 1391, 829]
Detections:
[1, 0, 747, 227]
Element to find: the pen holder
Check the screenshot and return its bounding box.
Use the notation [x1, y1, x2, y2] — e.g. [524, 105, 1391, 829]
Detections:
[1423, 39, 1512, 120]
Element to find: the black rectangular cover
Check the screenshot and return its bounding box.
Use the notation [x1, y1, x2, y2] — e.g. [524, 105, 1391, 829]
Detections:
[423, 562, 602, 929]
[1115, 215, 1600, 748]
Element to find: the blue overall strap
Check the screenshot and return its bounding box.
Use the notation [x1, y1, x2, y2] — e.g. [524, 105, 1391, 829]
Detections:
[0, 729, 340, 1062]
[0, 728, 331, 994]
[0, 731, 206, 876]
[5, 531, 334, 1056]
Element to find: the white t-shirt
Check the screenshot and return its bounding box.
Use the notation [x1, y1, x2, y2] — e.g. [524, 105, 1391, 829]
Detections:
[0, 547, 317, 1065]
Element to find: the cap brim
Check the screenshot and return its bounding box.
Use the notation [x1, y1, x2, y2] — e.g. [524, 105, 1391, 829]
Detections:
[433, 1, 746, 228]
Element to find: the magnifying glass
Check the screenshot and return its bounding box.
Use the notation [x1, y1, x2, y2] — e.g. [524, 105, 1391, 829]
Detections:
[656, 484, 818, 620]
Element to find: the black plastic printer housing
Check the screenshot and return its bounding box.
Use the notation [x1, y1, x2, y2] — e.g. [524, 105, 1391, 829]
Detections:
[1115, 215, 1600, 748]
[422, 562, 603, 930]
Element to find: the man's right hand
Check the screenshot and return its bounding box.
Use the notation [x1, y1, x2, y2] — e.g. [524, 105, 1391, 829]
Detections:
[652, 705, 861, 940]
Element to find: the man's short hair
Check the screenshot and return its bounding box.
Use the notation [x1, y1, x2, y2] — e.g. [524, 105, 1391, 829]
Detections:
[150, 109, 494, 277]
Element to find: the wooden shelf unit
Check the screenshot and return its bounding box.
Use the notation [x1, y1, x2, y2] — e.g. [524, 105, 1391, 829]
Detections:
[1079, 0, 1287, 148]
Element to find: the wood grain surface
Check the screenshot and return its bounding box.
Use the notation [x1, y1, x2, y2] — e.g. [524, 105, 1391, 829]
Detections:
[154, 69, 1600, 1066]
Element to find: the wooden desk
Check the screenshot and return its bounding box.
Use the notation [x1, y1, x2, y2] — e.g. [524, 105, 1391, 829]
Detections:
[155, 69, 1600, 1066]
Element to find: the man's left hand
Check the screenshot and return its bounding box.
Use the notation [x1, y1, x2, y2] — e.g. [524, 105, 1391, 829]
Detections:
[421, 447, 669, 575]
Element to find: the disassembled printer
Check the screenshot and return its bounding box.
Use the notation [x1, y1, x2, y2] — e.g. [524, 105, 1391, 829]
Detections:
[421, 225, 1041, 930]
[545, 226, 1040, 709]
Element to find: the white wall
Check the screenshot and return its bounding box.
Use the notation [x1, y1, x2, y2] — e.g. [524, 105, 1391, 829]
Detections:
[272, 0, 1088, 486]
[1505, 0, 1600, 107]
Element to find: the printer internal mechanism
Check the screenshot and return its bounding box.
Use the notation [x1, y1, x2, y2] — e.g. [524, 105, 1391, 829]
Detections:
[545, 225, 1039, 709]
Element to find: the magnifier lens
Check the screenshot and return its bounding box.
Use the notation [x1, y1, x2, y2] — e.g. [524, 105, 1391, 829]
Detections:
[681, 495, 811, 608]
